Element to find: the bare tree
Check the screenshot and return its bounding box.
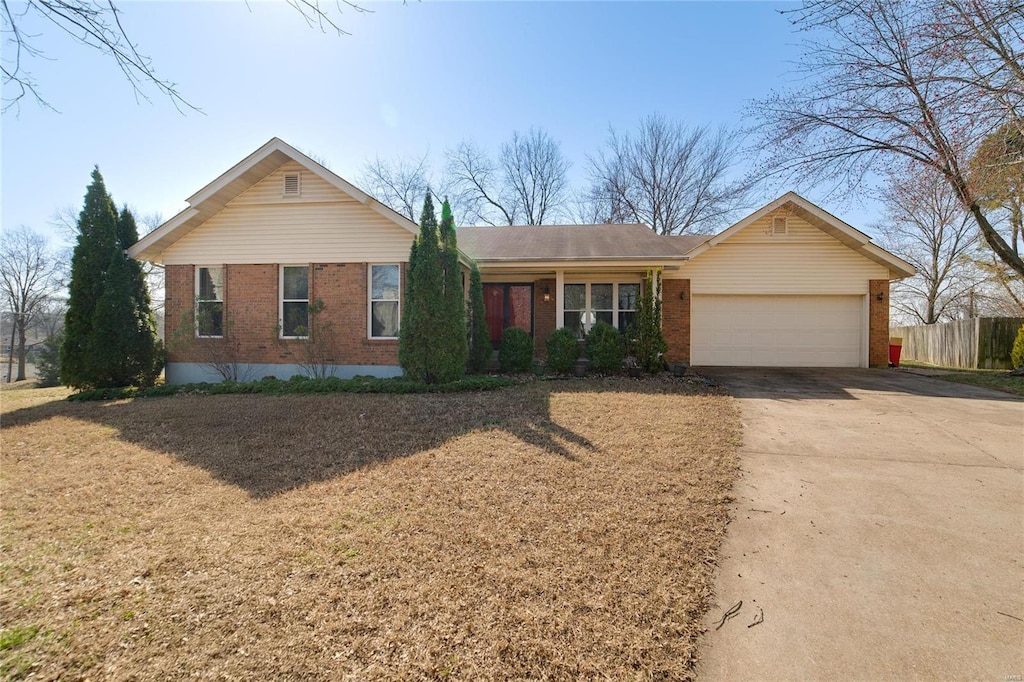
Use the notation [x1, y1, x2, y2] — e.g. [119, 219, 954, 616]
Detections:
[588, 115, 750, 235]
[359, 154, 432, 222]
[750, 0, 1024, 278]
[446, 128, 571, 225]
[1, 226, 63, 381]
[2, 0, 369, 113]
[873, 166, 979, 324]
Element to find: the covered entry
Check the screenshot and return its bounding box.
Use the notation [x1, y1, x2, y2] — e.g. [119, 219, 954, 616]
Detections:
[484, 283, 533, 348]
[691, 294, 865, 367]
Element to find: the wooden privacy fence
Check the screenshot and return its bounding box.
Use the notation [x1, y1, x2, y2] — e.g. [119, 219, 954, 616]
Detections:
[891, 317, 1023, 370]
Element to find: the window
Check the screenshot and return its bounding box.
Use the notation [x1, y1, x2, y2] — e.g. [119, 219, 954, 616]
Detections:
[618, 283, 639, 332]
[196, 266, 224, 338]
[592, 284, 614, 327]
[283, 172, 301, 196]
[563, 283, 586, 338]
[563, 282, 640, 338]
[281, 266, 310, 338]
[369, 264, 400, 339]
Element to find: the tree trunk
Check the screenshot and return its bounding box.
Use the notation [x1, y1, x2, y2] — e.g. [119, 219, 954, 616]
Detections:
[16, 321, 27, 382]
[969, 203, 1024, 278]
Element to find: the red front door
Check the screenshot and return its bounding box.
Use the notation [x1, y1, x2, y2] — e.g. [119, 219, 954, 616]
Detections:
[483, 284, 533, 348]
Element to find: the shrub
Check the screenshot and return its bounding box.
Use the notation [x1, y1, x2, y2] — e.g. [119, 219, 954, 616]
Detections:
[67, 374, 516, 401]
[466, 265, 492, 373]
[499, 327, 533, 373]
[1012, 323, 1024, 369]
[545, 327, 580, 374]
[585, 321, 625, 373]
[632, 269, 668, 373]
[35, 330, 63, 388]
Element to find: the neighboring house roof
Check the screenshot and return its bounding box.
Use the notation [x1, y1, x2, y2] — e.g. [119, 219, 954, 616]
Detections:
[685, 191, 915, 279]
[458, 224, 707, 261]
[128, 137, 420, 263]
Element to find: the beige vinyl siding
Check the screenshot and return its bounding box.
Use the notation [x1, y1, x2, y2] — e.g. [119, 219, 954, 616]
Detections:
[162, 162, 414, 265]
[230, 161, 343, 206]
[677, 215, 888, 294]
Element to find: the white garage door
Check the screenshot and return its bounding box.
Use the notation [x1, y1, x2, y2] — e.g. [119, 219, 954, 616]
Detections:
[691, 295, 865, 367]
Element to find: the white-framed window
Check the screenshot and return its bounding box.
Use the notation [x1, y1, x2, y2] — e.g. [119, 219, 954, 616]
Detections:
[195, 265, 224, 338]
[618, 283, 639, 332]
[280, 265, 310, 338]
[369, 263, 400, 339]
[563, 282, 640, 338]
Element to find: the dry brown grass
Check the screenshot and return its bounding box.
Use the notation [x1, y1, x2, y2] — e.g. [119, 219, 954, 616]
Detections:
[1, 378, 739, 680]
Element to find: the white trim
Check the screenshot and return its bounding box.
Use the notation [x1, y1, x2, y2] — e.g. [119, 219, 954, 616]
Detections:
[280, 264, 310, 339]
[195, 264, 225, 338]
[555, 270, 565, 330]
[682, 192, 915, 279]
[127, 207, 199, 261]
[368, 263, 401, 340]
[561, 280, 640, 337]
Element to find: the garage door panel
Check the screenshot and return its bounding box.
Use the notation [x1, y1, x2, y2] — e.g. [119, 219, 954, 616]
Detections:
[691, 295, 864, 367]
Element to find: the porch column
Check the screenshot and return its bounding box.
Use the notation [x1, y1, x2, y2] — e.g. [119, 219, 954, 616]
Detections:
[555, 269, 565, 329]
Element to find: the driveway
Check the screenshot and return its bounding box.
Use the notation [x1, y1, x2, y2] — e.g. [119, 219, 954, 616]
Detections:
[698, 368, 1023, 681]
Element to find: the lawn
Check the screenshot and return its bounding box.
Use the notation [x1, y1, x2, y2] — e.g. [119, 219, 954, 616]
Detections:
[0, 378, 740, 680]
[900, 361, 1024, 397]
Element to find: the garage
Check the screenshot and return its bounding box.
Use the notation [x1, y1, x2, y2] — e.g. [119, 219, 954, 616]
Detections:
[690, 295, 865, 367]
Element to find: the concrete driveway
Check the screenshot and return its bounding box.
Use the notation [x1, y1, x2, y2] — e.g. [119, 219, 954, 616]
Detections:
[698, 368, 1023, 681]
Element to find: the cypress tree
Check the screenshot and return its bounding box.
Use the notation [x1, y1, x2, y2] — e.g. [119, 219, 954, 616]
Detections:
[399, 194, 444, 382]
[466, 264, 490, 373]
[87, 208, 162, 387]
[437, 199, 467, 381]
[61, 168, 119, 389]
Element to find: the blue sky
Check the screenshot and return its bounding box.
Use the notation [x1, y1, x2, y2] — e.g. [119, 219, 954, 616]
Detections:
[2, 1, 879, 246]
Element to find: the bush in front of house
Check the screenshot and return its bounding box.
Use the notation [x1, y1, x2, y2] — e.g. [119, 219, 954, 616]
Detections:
[466, 264, 492, 374]
[585, 321, 625, 373]
[545, 327, 580, 374]
[499, 327, 533, 372]
[1012, 323, 1024, 369]
[67, 374, 516, 401]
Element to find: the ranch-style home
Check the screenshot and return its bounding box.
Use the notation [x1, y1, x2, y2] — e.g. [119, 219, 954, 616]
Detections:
[129, 138, 915, 384]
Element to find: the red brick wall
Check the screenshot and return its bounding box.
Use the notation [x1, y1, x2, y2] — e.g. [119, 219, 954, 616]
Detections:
[869, 279, 890, 367]
[164, 263, 400, 368]
[662, 279, 690, 365]
[533, 278, 556, 359]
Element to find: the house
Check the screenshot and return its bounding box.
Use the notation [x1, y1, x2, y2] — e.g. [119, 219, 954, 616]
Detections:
[129, 138, 915, 383]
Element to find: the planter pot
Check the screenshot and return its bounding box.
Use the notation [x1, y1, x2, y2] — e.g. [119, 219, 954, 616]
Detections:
[572, 360, 589, 377]
[627, 366, 642, 378]
[672, 363, 688, 377]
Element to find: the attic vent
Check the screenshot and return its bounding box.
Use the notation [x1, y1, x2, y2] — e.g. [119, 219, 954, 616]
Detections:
[283, 172, 301, 196]
[772, 216, 788, 235]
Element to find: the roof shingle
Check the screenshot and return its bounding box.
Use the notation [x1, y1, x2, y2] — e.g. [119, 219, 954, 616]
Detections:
[457, 224, 708, 261]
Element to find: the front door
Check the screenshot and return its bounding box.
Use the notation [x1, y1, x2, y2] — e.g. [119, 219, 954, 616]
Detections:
[483, 284, 533, 348]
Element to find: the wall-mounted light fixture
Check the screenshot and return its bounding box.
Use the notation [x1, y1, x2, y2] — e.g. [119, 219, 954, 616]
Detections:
[679, 288, 687, 300]
[543, 285, 551, 303]
[876, 291, 885, 302]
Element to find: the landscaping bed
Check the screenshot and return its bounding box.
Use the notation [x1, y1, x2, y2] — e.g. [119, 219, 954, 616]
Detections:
[1, 377, 740, 680]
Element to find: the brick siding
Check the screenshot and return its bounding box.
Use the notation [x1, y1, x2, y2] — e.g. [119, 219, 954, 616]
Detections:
[533, 278, 556, 359]
[869, 279, 890, 367]
[662, 278, 690, 364]
[165, 263, 400, 368]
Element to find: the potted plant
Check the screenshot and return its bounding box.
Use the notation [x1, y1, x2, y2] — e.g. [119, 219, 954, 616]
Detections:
[624, 355, 642, 378]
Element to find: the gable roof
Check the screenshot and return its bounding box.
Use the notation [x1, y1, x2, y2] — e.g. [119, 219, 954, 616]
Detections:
[683, 192, 916, 279]
[128, 138, 420, 263]
[458, 224, 706, 261]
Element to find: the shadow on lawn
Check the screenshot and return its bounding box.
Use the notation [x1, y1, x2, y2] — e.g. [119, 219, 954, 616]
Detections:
[1, 379, 708, 499]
